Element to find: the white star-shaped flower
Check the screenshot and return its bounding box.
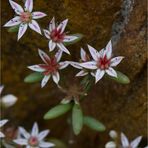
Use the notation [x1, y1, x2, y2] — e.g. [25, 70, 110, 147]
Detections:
[4, 0, 47, 40]
[0, 119, 8, 138]
[121, 132, 142, 148]
[14, 122, 54, 148]
[28, 49, 69, 87]
[43, 17, 78, 54]
[80, 40, 124, 83]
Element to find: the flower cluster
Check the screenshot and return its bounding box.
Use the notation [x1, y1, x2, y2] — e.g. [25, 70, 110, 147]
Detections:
[27, 40, 124, 87]
[4, 0, 125, 88]
[3, 0, 140, 148]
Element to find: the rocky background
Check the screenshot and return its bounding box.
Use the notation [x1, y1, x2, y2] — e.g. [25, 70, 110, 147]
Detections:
[1, 0, 147, 147]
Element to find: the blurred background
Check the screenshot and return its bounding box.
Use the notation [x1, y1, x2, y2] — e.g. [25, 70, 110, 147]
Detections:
[1, 0, 147, 147]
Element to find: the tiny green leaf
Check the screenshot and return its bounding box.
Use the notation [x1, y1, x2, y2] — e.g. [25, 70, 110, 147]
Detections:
[63, 33, 83, 46]
[72, 104, 83, 135]
[24, 72, 44, 83]
[108, 71, 130, 84]
[44, 103, 73, 120]
[83, 116, 106, 132]
[8, 25, 19, 33]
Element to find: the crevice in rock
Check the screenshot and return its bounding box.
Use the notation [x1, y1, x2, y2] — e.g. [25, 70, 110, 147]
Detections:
[111, 0, 135, 45]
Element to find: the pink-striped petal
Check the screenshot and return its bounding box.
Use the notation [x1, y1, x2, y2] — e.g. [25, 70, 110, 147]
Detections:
[63, 35, 78, 42]
[41, 75, 51, 88]
[28, 65, 45, 72]
[106, 67, 117, 78]
[76, 70, 88, 77]
[121, 133, 129, 147]
[38, 49, 50, 64]
[9, 0, 24, 15]
[25, 0, 33, 12]
[31, 122, 39, 136]
[49, 17, 55, 31]
[52, 72, 60, 84]
[88, 44, 99, 61]
[57, 43, 70, 55]
[80, 61, 97, 69]
[105, 40, 112, 59]
[80, 48, 87, 61]
[55, 50, 63, 62]
[130, 136, 142, 148]
[13, 139, 28, 145]
[95, 69, 105, 83]
[110, 56, 124, 67]
[19, 127, 30, 139]
[70, 62, 82, 69]
[0, 132, 5, 138]
[29, 20, 41, 34]
[49, 40, 56, 51]
[98, 48, 105, 58]
[4, 16, 21, 27]
[18, 23, 28, 40]
[57, 19, 68, 33]
[43, 29, 50, 39]
[32, 12, 47, 19]
[38, 130, 49, 141]
[59, 61, 69, 69]
[0, 120, 8, 128]
[39, 142, 55, 148]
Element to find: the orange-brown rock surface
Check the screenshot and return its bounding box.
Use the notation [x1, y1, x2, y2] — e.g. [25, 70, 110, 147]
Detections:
[1, 0, 147, 147]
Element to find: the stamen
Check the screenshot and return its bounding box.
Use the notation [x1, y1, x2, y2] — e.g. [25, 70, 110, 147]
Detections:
[28, 136, 39, 147]
[39, 58, 59, 75]
[50, 28, 65, 43]
[97, 55, 111, 70]
[20, 12, 32, 23]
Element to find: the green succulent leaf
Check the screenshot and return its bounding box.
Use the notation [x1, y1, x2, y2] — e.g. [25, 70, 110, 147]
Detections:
[72, 104, 83, 135]
[83, 116, 106, 132]
[24, 72, 44, 83]
[44, 103, 73, 120]
[108, 71, 130, 84]
[63, 33, 83, 46]
[8, 25, 19, 33]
